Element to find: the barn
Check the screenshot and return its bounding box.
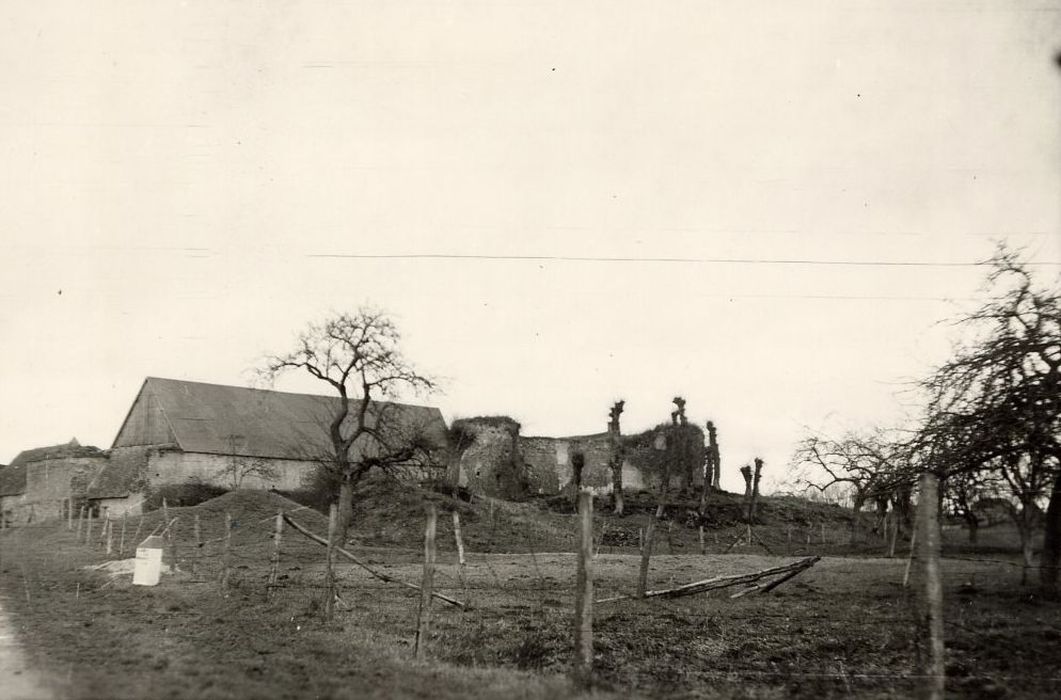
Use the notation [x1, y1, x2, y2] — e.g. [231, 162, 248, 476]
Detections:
[97, 377, 450, 512]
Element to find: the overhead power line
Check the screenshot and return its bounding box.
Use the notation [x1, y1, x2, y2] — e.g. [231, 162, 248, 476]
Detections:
[308, 253, 1061, 267]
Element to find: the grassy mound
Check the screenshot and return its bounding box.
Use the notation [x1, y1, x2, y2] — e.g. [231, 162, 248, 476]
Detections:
[348, 476, 574, 553]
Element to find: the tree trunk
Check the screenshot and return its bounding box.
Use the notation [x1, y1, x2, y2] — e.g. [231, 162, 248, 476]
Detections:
[740, 465, 753, 521]
[337, 475, 355, 541]
[572, 452, 585, 511]
[607, 401, 625, 517]
[749, 459, 763, 520]
[873, 495, 889, 538]
[965, 514, 979, 545]
[705, 421, 720, 489]
[675, 429, 689, 495]
[660, 457, 672, 503]
[611, 462, 624, 516]
[1040, 468, 1061, 596]
[1016, 503, 1035, 585]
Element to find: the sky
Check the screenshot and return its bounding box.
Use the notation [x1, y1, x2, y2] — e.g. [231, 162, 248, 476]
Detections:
[1, 1, 1059, 493]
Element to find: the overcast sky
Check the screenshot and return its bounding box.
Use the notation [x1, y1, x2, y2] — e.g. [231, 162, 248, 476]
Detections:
[1, 1, 1059, 493]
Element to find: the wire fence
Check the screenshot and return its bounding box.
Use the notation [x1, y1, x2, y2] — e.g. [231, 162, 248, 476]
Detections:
[9, 499, 1061, 698]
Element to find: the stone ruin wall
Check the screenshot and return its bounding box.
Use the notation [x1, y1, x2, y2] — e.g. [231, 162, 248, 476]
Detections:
[2, 455, 109, 524]
[519, 433, 642, 495]
[449, 419, 528, 499]
[452, 417, 694, 499]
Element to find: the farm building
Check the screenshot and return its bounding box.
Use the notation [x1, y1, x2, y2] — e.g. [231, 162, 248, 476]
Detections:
[95, 377, 450, 510]
[0, 438, 107, 525]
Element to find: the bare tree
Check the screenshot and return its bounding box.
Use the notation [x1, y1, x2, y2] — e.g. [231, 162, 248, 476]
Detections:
[259, 309, 438, 539]
[917, 247, 1060, 591]
[215, 433, 280, 490]
[790, 429, 913, 540]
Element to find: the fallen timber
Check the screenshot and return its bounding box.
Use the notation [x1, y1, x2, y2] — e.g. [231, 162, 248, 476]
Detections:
[596, 556, 821, 604]
[282, 513, 468, 609]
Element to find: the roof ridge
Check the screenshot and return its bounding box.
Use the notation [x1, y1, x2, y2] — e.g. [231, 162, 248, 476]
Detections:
[144, 376, 437, 410]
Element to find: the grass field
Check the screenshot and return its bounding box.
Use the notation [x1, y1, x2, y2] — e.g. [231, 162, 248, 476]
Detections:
[1, 490, 1059, 699]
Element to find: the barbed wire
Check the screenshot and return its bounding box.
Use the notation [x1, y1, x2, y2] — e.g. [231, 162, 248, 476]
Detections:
[4, 514, 1057, 698]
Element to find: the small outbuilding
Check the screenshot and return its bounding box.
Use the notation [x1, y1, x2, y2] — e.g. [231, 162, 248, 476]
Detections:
[0, 438, 106, 525]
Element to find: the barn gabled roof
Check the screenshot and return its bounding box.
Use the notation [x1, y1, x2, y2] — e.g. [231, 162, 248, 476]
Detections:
[112, 377, 448, 462]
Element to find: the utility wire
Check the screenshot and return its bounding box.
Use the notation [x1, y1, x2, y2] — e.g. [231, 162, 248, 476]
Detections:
[308, 253, 1061, 268]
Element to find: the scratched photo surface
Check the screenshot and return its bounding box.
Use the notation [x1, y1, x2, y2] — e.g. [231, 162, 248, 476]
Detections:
[1, 2, 1059, 699]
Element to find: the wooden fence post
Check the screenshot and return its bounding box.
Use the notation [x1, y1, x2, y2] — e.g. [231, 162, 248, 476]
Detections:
[324, 504, 338, 620]
[452, 511, 466, 567]
[220, 512, 232, 594]
[268, 510, 283, 598]
[161, 499, 171, 565]
[171, 519, 180, 572]
[415, 505, 437, 660]
[914, 472, 945, 700]
[572, 490, 594, 689]
[193, 513, 202, 575]
[698, 525, 706, 555]
[118, 512, 128, 556]
[67, 499, 73, 530]
[638, 505, 663, 597]
[85, 512, 93, 546]
[820, 522, 826, 544]
[98, 512, 109, 547]
[132, 515, 143, 550]
[452, 511, 468, 597]
[105, 518, 113, 555]
[76, 506, 85, 541]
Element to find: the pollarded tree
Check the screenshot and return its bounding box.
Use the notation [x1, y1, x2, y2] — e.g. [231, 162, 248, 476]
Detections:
[607, 400, 626, 515]
[259, 309, 439, 540]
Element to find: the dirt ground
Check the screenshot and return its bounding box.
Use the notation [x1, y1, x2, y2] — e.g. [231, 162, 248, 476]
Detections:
[0, 531, 1058, 698]
[0, 492, 1059, 699]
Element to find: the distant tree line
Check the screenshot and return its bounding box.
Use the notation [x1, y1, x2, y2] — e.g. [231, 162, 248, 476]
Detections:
[791, 246, 1061, 594]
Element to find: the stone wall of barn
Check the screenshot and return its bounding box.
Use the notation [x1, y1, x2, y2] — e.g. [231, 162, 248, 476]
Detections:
[146, 450, 317, 491]
[95, 496, 143, 518]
